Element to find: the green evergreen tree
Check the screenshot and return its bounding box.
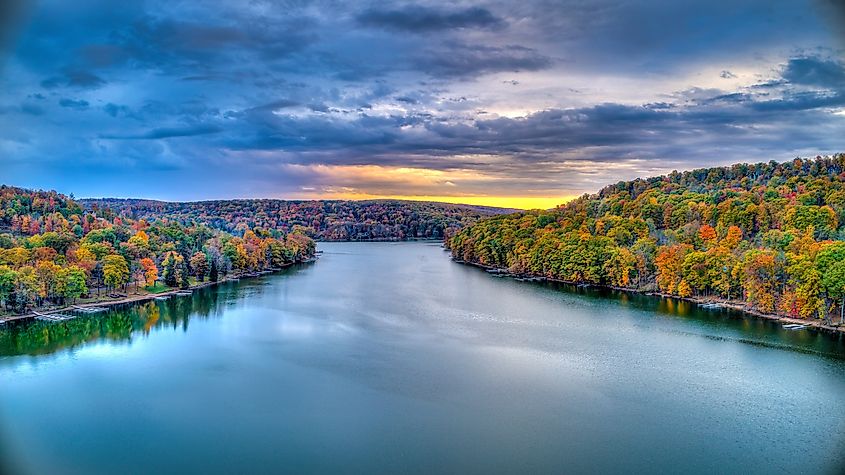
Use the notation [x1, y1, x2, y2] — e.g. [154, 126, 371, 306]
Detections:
[164, 258, 177, 287]
[209, 259, 218, 282]
[180, 262, 190, 289]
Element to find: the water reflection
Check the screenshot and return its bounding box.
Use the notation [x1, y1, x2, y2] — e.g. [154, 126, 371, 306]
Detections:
[2, 265, 844, 361]
[532, 280, 845, 359]
[0, 243, 843, 475]
[0, 274, 276, 358]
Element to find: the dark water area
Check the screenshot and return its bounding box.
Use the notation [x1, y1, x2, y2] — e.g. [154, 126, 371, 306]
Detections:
[1, 242, 844, 474]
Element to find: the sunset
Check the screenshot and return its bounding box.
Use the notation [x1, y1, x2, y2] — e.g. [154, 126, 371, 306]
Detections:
[1, 1, 845, 474]
[1, 0, 844, 207]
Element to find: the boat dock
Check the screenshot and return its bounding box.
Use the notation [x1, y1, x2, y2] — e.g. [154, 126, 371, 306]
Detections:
[33, 311, 77, 322]
[0, 312, 41, 324]
[72, 305, 107, 313]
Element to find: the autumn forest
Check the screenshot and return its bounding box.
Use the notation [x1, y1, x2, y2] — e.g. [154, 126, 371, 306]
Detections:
[449, 156, 845, 325]
[5, 156, 845, 327]
[0, 186, 316, 315]
[81, 198, 506, 241]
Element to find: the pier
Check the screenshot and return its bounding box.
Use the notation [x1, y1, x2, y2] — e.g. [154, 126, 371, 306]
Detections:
[0, 314, 36, 324]
[33, 311, 77, 322]
[72, 305, 108, 314]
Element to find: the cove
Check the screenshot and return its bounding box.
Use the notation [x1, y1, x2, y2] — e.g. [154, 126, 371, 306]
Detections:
[1, 241, 844, 475]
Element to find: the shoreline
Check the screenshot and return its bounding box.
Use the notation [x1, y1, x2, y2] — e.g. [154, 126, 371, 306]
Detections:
[315, 237, 443, 242]
[0, 257, 317, 326]
[452, 258, 845, 336]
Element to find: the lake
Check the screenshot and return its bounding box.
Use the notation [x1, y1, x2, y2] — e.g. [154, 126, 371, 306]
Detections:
[1, 241, 844, 474]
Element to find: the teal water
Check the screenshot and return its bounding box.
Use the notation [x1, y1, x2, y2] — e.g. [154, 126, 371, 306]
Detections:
[1, 242, 844, 474]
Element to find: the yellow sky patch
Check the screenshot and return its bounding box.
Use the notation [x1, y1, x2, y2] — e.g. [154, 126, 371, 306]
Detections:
[300, 192, 573, 210]
[281, 164, 574, 210]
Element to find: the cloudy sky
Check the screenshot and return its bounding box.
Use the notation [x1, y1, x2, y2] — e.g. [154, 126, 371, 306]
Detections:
[1, 0, 844, 208]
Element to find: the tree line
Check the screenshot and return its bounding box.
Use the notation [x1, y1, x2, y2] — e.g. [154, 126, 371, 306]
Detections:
[80, 198, 507, 241]
[449, 156, 845, 324]
[0, 186, 315, 314]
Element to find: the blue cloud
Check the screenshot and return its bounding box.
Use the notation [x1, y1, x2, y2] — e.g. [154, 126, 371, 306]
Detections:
[41, 70, 106, 89]
[100, 125, 223, 140]
[0, 0, 843, 200]
[357, 6, 506, 32]
[781, 56, 845, 89]
[103, 103, 130, 117]
[59, 98, 90, 110]
[413, 44, 552, 77]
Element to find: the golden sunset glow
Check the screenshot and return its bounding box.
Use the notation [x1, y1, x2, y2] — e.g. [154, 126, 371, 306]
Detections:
[283, 164, 573, 209]
[307, 193, 573, 210]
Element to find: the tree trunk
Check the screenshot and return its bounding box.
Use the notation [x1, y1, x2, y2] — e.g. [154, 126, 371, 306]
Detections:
[821, 297, 830, 324]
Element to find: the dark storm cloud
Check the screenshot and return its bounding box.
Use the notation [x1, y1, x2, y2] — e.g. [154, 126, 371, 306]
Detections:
[357, 5, 505, 32]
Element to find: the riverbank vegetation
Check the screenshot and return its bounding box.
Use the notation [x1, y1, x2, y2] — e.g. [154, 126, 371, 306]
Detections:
[81, 198, 509, 241]
[0, 186, 315, 315]
[449, 156, 845, 325]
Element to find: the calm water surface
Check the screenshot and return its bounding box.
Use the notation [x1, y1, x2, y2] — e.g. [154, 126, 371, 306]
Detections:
[1, 242, 844, 475]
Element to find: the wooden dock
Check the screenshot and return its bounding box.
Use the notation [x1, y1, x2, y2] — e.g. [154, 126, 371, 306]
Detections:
[72, 305, 108, 313]
[33, 311, 77, 322]
[0, 314, 36, 324]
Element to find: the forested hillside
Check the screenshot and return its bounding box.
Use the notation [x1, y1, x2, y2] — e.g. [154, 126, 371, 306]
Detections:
[0, 185, 315, 314]
[449, 156, 845, 323]
[80, 199, 509, 241]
